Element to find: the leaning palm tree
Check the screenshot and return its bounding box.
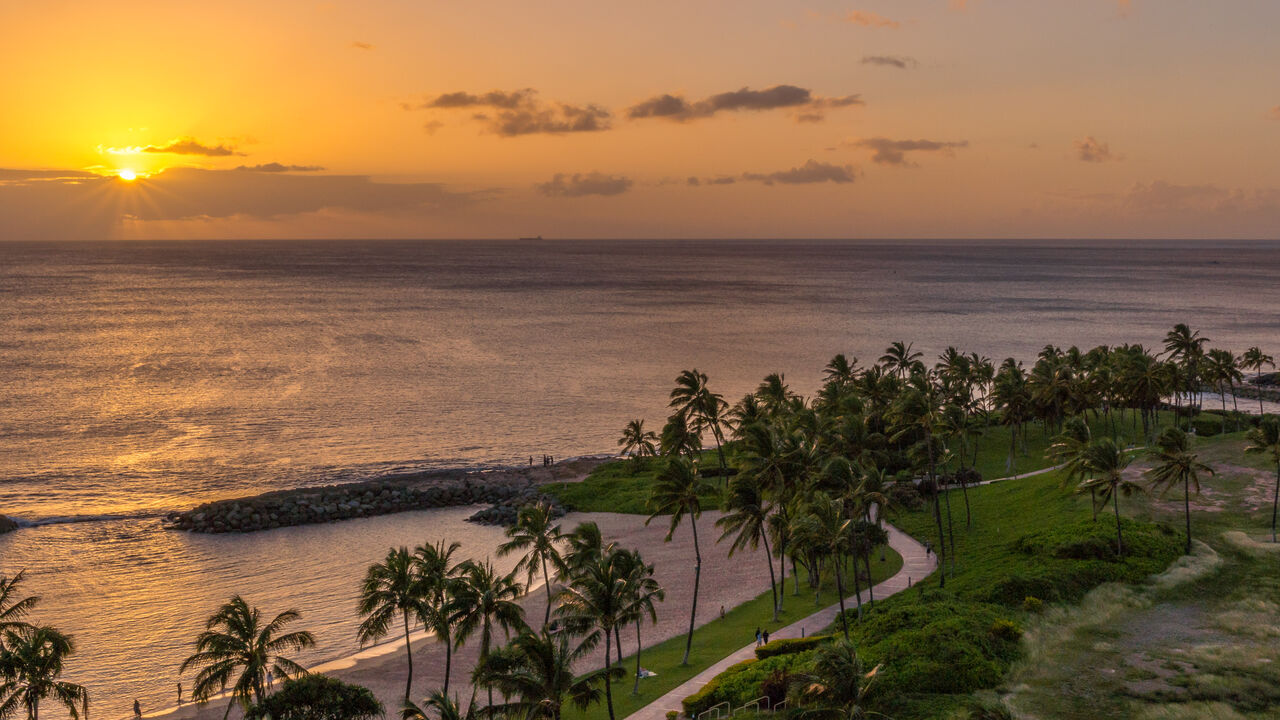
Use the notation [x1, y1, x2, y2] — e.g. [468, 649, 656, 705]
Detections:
[789, 640, 885, 720]
[498, 502, 567, 629]
[617, 420, 659, 470]
[413, 540, 465, 695]
[1241, 347, 1276, 416]
[615, 550, 664, 696]
[555, 551, 627, 720]
[792, 494, 854, 640]
[646, 456, 714, 666]
[0, 626, 88, 720]
[1245, 417, 1280, 542]
[358, 546, 425, 703]
[561, 522, 613, 579]
[452, 559, 526, 713]
[716, 475, 779, 621]
[180, 596, 315, 719]
[474, 627, 617, 720]
[1078, 438, 1143, 555]
[0, 572, 39, 639]
[1146, 427, 1214, 554]
[1049, 417, 1097, 520]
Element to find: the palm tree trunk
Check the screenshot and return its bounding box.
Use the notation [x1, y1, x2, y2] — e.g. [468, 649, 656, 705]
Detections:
[928, 438, 947, 587]
[682, 514, 702, 666]
[850, 554, 863, 620]
[834, 560, 850, 642]
[1184, 476, 1193, 555]
[603, 628, 616, 720]
[761, 530, 779, 622]
[543, 556, 553, 629]
[443, 629, 453, 695]
[403, 610, 414, 702]
[942, 481, 957, 561]
[1090, 486, 1098, 522]
[1112, 488, 1125, 556]
[863, 551, 876, 607]
[223, 699, 235, 720]
[615, 625, 624, 666]
[1272, 464, 1279, 543]
[633, 621, 643, 695]
[792, 556, 800, 596]
[776, 536, 787, 612]
[961, 476, 972, 528]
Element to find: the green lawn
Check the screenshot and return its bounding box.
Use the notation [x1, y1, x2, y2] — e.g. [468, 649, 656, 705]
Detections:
[545, 453, 725, 514]
[561, 549, 903, 720]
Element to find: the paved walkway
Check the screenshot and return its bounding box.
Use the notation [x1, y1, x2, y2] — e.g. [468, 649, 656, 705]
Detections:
[626, 522, 937, 720]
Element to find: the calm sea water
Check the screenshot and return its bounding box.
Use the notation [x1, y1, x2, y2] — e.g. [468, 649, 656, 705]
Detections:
[1, 239, 1278, 715]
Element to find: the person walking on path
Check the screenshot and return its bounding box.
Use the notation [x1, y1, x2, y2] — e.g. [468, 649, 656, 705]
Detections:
[762, 629, 770, 645]
[755, 628, 761, 646]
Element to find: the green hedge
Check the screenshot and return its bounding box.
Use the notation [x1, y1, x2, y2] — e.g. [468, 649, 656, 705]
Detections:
[682, 659, 756, 716]
[755, 634, 830, 659]
[845, 599, 1023, 697]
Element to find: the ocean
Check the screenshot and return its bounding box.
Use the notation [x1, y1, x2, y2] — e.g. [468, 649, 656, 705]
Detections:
[1, 239, 1278, 715]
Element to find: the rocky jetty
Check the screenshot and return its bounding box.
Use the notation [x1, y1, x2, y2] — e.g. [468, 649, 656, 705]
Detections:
[165, 457, 600, 534]
[0, 515, 18, 534]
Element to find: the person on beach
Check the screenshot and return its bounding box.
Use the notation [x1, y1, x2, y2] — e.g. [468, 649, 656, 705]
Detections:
[762, 629, 770, 645]
[134, 699, 142, 718]
[177, 682, 183, 705]
[719, 604, 725, 619]
[755, 627, 761, 646]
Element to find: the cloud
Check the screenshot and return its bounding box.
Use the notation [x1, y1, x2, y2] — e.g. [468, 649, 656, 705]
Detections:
[742, 159, 857, 185]
[852, 137, 970, 166]
[140, 137, 244, 156]
[841, 10, 900, 28]
[0, 166, 476, 240]
[351, 41, 374, 50]
[1074, 136, 1119, 162]
[234, 163, 324, 172]
[627, 85, 861, 123]
[860, 55, 918, 69]
[536, 172, 632, 197]
[686, 175, 736, 186]
[1120, 180, 1280, 214]
[418, 89, 611, 136]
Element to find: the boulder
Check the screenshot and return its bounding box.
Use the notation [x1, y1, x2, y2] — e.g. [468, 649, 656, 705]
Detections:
[0, 515, 18, 534]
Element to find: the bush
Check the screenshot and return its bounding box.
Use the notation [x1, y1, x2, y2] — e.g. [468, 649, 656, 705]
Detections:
[848, 599, 1023, 697]
[1188, 413, 1225, 437]
[1022, 596, 1044, 613]
[245, 675, 383, 720]
[755, 634, 830, 659]
[887, 481, 925, 511]
[760, 669, 791, 707]
[682, 659, 755, 716]
[716, 653, 815, 709]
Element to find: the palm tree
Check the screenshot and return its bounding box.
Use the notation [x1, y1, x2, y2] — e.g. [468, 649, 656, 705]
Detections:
[1163, 323, 1208, 416]
[1241, 347, 1276, 416]
[474, 628, 617, 720]
[0, 573, 39, 639]
[554, 550, 627, 720]
[1245, 417, 1280, 542]
[790, 640, 884, 720]
[1077, 439, 1143, 555]
[1205, 348, 1243, 422]
[562, 522, 613, 579]
[1146, 427, 1214, 554]
[498, 502, 567, 629]
[659, 413, 702, 458]
[452, 560, 526, 712]
[413, 540, 465, 695]
[879, 341, 922, 380]
[617, 420, 658, 469]
[716, 474, 779, 621]
[0, 626, 88, 720]
[792, 494, 854, 640]
[1049, 417, 1097, 520]
[180, 596, 315, 718]
[358, 547, 425, 703]
[646, 457, 714, 665]
[403, 689, 475, 720]
[615, 550, 664, 696]
[670, 369, 731, 483]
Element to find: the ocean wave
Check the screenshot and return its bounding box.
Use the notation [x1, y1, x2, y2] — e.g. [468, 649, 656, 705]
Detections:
[11, 511, 166, 528]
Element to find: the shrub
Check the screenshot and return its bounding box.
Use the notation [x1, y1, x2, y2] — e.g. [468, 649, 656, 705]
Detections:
[715, 653, 815, 709]
[1188, 413, 1225, 437]
[245, 675, 382, 720]
[756, 634, 830, 659]
[988, 618, 1022, 643]
[887, 481, 925, 511]
[682, 659, 756, 716]
[760, 669, 792, 708]
[1022, 596, 1044, 613]
[666, 711, 679, 720]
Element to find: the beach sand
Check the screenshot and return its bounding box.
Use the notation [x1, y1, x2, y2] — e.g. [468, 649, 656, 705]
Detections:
[150, 508, 774, 719]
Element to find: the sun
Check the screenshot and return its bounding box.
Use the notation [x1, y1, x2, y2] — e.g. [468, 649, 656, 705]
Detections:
[118, 168, 137, 181]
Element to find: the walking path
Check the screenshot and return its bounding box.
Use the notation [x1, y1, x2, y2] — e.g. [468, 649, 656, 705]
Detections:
[625, 523, 937, 720]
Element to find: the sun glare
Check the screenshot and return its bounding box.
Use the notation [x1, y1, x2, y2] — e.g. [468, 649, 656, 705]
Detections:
[118, 168, 137, 181]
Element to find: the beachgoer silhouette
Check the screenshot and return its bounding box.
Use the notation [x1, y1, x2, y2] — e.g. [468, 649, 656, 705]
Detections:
[762, 630, 770, 645]
[177, 682, 183, 705]
[267, 669, 274, 688]
[755, 627, 761, 646]
[719, 604, 725, 619]
[134, 699, 142, 718]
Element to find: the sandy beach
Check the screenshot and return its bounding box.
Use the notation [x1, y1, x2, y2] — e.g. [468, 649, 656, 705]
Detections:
[149, 508, 776, 719]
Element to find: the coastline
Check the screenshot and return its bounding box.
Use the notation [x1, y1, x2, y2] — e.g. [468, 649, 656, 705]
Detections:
[143, 508, 782, 720]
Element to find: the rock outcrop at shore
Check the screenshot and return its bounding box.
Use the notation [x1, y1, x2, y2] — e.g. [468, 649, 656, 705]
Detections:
[0, 515, 18, 534]
[165, 459, 597, 534]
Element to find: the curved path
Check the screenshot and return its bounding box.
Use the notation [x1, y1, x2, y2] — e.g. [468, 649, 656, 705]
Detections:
[625, 522, 937, 720]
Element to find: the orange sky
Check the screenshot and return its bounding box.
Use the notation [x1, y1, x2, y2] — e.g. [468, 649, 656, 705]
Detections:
[3, 0, 1279, 239]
